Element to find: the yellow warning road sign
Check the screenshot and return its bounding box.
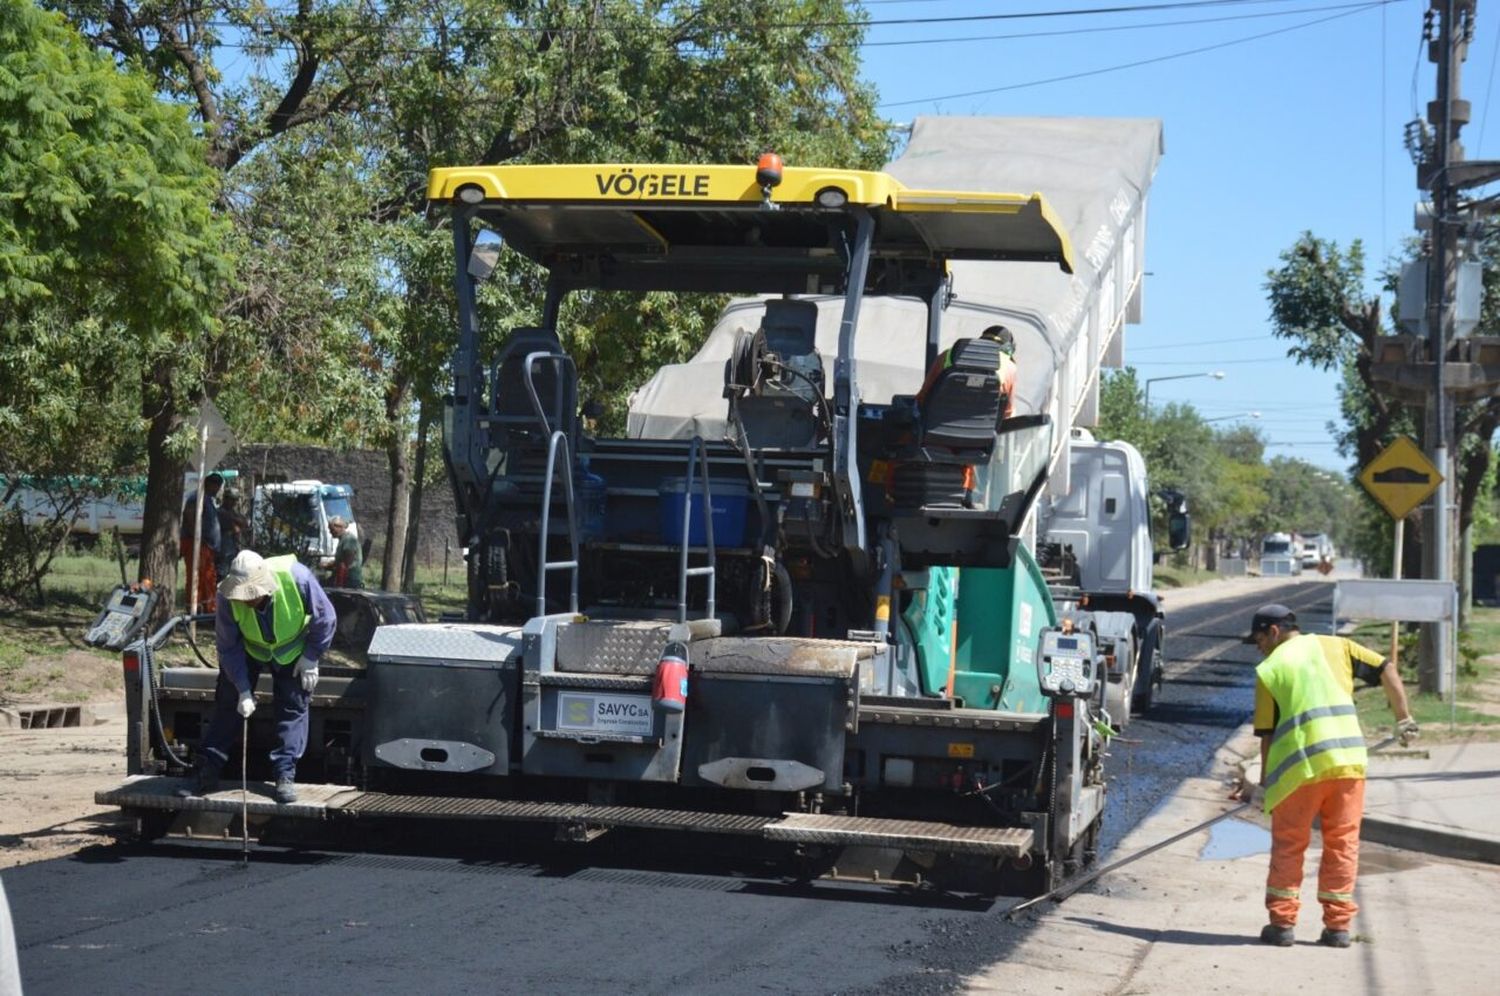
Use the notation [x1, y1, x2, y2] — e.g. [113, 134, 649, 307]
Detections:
[1357, 436, 1442, 520]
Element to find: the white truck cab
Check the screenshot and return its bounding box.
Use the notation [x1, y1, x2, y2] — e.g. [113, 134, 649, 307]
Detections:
[1040, 429, 1171, 727]
[1260, 532, 1303, 576]
[251, 480, 357, 561]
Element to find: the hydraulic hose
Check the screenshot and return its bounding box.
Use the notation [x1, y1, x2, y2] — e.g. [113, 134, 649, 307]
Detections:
[142, 630, 192, 769]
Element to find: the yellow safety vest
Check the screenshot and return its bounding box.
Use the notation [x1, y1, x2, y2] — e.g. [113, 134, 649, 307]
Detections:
[229, 555, 310, 665]
[1257, 634, 1368, 812]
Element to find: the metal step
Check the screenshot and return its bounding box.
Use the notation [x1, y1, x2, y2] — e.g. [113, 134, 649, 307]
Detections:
[337, 793, 775, 836]
[96, 777, 1034, 857]
[764, 813, 1034, 857]
[96, 775, 359, 820]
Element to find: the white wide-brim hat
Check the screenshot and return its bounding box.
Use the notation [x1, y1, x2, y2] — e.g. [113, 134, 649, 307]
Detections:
[218, 550, 277, 601]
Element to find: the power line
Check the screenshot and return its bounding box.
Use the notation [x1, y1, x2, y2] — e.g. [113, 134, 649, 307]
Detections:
[1127, 333, 1273, 350]
[1477, 14, 1500, 152]
[1132, 356, 1293, 364]
[861, 0, 1380, 49]
[183, 0, 1314, 36]
[879, 0, 1398, 108]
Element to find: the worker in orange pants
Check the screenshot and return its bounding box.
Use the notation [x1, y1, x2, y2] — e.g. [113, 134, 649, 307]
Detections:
[180, 473, 224, 614]
[1245, 603, 1417, 948]
[1265, 777, 1364, 934]
[179, 537, 218, 614]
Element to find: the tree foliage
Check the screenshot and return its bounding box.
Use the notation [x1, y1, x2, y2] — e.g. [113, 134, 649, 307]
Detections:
[1264, 231, 1500, 577]
[44, 0, 892, 591]
[1094, 368, 1363, 559]
[0, 0, 230, 602]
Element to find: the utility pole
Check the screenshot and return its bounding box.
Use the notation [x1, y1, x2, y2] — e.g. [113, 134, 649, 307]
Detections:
[1418, 0, 1468, 696]
[1383, 1, 1500, 694]
[1419, 1, 1479, 695]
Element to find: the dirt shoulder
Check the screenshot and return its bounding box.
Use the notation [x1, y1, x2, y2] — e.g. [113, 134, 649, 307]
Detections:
[0, 713, 128, 869]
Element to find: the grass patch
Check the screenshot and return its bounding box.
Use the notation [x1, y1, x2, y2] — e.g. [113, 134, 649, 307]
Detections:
[1153, 564, 1222, 589]
[1355, 686, 1500, 734]
[1467, 605, 1500, 658]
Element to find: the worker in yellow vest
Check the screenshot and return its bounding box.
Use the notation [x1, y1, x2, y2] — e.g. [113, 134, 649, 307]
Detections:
[1245, 604, 1417, 948]
[178, 550, 337, 804]
[915, 324, 1018, 420]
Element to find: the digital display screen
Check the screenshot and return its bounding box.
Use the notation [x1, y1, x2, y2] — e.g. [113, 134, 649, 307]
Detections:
[1055, 636, 1078, 651]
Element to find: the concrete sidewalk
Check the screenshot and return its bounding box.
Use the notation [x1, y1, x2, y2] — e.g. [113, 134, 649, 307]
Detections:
[966, 729, 1500, 995]
[1361, 738, 1500, 866]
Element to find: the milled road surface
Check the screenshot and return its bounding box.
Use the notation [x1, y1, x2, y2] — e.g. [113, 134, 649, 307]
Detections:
[6, 579, 1331, 995]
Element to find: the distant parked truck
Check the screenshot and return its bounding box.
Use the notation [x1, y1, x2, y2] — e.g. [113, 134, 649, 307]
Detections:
[2, 473, 358, 567]
[1298, 532, 1334, 570]
[250, 480, 359, 563]
[2, 471, 237, 548]
[1259, 532, 1303, 576]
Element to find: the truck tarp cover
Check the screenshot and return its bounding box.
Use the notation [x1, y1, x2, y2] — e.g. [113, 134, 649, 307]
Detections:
[628, 117, 1163, 441]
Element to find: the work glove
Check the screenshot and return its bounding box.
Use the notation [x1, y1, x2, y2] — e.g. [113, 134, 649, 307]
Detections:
[237, 691, 256, 719]
[1397, 717, 1420, 747]
[295, 654, 319, 694]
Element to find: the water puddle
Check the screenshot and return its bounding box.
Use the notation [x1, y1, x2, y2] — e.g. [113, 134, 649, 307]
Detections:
[1358, 848, 1431, 875]
[1198, 818, 1271, 861]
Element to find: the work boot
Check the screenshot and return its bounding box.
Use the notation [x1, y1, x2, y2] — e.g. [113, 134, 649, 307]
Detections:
[1319, 928, 1351, 948]
[273, 777, 297, 805]
[176, 760, 222, 798]
[1259, 923, 1295, 947]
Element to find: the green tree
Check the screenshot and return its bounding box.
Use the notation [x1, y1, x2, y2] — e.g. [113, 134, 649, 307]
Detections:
[0, 0, 230, 602]
[358, 0, 893, 588]
[1265, 232, 1500, 586]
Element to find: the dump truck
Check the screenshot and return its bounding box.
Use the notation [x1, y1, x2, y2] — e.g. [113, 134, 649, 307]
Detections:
[1040, 429, 1184, 728]
[99, 117, 1164, 894]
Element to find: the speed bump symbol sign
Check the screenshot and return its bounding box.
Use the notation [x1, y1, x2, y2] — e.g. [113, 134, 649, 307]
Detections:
[1357, 436, 1442, 520]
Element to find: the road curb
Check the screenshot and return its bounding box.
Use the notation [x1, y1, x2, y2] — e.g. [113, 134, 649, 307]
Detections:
[1360, 813, 1500, 865]
[1238, 756, 1500, 866]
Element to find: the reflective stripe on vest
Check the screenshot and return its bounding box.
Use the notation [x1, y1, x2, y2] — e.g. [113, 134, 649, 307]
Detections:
[1257, 634, 1367, 812]
[229, 555, 310, 665]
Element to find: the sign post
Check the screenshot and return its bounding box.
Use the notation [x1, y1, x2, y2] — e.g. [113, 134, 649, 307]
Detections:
[1357, 435, 1448, 696]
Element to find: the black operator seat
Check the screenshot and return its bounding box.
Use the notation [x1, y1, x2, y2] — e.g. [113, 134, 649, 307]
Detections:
[733, 299, 825, 450]
[916, 335, 1002, 460]
[761, 298, 819, 356]
[489, 327, 579, 457]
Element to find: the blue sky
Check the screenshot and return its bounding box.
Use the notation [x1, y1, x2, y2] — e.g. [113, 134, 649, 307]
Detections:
[859, 0, 1454, 473]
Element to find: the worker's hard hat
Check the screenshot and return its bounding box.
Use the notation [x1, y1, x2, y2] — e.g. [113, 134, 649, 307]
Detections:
[218, 550, 277, 602]
[1242, 604, 1296, 644]
[980, 324, 1015, 354]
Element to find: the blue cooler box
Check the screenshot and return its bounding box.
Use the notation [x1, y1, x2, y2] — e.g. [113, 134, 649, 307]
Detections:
[658, 477, 749, 547]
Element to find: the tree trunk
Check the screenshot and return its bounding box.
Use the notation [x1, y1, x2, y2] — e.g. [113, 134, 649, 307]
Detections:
[401, 397, 431, 592]
[139, 369, 186, 627]
[380, 376, 411, 592]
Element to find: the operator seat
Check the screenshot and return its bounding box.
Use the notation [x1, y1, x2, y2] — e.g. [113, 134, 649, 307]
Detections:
[728, 299, 825, 449]
[489, 327, 578, 462]
[882, 336, 1003, 510]
[914, 336, 1003, 460]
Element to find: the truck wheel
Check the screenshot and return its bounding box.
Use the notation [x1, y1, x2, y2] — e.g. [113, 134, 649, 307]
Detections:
[1132, 620, 1162, 712]
[1103, 666, 1133, 730]
[1102, 632, 1137, 730]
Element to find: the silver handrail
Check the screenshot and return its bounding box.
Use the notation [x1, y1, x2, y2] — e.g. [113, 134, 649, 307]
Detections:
[676, 436, 717, 625]
[522, 350, 576, 442]
[536, 429, 580, 617]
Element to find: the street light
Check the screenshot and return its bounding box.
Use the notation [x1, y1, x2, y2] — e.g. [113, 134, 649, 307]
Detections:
[1203, 411, 1261, 424]
[1143, 370, 1225, 411]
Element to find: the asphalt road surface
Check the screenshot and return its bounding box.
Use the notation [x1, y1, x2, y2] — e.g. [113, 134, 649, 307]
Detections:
[6, 579, 1332, 995]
